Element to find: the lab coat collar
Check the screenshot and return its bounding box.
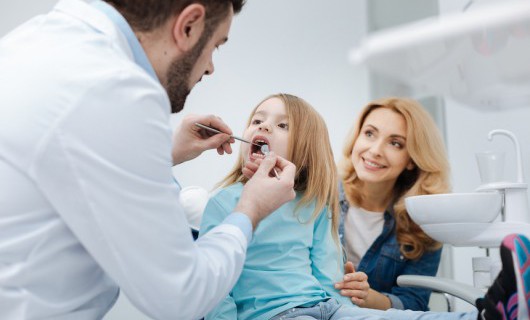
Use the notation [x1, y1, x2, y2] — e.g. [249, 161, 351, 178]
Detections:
[54, 0, 158, 82]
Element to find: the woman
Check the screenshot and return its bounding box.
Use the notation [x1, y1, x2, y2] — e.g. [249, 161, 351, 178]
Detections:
[334, 97, 451, 311]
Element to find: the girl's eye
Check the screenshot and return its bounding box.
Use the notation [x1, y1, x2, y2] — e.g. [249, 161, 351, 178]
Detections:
[251, 119, 262, 125]
[278, 123, 289, 130]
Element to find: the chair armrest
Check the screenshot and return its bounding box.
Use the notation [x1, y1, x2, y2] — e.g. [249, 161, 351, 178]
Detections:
[397, 275, 485, 306]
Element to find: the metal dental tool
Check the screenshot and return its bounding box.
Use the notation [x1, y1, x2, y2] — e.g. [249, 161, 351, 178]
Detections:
[194, 122, 260, 146]
[194, 122, 281, 180]
[259, 144, 280, 180]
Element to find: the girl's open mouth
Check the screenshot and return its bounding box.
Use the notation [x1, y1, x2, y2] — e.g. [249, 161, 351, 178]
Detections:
[251, 136, 270, 155]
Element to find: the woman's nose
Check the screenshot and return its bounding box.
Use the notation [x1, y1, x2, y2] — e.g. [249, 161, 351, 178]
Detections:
[368, 141, 384, 156]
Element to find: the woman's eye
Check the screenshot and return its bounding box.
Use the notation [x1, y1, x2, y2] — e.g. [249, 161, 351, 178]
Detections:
[278, 123, 289, 130]
[391, 141, 403, 148]
[364, 130, 373, 137]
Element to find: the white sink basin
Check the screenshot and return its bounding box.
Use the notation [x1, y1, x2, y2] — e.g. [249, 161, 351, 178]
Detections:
[405, 192, 502, 225]
[420, 222, 530, 247]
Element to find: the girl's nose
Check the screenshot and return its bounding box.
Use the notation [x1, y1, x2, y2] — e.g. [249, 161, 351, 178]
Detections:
[258, 122, 271, 132]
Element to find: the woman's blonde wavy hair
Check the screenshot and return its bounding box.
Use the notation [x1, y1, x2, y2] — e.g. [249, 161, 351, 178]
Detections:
[339, 97, 451, 260]
[218, 93, 340, 244]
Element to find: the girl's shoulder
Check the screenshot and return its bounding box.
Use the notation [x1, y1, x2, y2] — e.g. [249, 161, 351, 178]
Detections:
[210, 182, 244, 204]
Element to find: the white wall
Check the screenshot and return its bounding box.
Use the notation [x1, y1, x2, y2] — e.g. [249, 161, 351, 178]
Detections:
[0, 1, 56, 32]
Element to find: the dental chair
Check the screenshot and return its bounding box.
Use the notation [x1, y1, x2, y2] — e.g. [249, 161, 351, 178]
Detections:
[179, 186, 209, 240]
[399, 275, 484, 311]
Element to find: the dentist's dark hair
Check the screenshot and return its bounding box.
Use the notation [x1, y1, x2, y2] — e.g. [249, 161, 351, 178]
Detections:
[104, 0, 245, 32]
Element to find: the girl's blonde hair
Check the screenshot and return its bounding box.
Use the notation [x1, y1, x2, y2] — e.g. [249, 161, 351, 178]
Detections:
[219, 93, 340, 243]
[339, 97, 451, 260]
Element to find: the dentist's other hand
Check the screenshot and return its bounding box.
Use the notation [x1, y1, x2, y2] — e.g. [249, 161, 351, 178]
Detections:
[335, 261, 370, 306]
[242, 154, 282, 180]
[172, 114, 235, 165]
[236, 152, 295, 230]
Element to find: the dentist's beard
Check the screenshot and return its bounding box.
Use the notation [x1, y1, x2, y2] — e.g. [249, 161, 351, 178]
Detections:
[166, 32, 210, 113]
[166, 52, 194, 114]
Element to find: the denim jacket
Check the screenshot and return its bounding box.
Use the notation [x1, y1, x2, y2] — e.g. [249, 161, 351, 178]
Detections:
[338, 183, 442, 311]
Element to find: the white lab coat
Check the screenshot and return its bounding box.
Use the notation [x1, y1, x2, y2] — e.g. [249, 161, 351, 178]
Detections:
[0, 0, 247, 319]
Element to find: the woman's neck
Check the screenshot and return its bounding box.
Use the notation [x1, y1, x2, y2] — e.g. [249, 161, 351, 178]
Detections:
[358, 182, 395, 213]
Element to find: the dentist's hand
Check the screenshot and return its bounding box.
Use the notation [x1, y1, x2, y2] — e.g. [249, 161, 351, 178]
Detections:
[335, 261, 370, 306]
[172, 114, 235, 165]
[235, 152, 296, 230]
[241, 154, 282, 180]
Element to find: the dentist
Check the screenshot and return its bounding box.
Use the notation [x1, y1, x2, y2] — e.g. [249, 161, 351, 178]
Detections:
[0, 1, 296, 320]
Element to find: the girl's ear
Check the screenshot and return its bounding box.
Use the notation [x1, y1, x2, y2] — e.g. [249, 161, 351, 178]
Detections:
[172, 4, 206, 52]
[406, 161, 415, 171]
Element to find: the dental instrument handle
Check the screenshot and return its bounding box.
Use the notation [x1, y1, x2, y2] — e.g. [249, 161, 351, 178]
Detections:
[260, 145, 280, 180]
[488, 129, 524, 183]
[271, 168, 280, 180]
[194, 123, 260, 146]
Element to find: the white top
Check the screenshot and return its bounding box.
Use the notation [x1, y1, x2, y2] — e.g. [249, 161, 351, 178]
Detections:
[343, 206, 385, 267]
[0, 1, 248, 319]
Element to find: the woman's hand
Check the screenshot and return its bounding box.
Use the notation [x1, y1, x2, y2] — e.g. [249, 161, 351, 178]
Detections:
[334, 261, 370, 306]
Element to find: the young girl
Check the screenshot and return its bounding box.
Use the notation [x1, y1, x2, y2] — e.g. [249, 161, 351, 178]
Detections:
[198, 93, 526, 320]
[334, 97, 451, 311]
[199, 93, 353, 319]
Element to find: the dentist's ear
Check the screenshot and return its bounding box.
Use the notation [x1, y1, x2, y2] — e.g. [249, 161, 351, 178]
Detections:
[172, 4, 205, 51]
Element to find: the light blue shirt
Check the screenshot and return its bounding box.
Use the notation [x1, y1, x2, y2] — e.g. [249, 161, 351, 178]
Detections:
[199, 183, 350, 320]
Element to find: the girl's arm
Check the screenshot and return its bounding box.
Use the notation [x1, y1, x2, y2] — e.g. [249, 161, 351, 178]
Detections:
[309, 208, 352, 305]
[198, 195, 229, 236]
